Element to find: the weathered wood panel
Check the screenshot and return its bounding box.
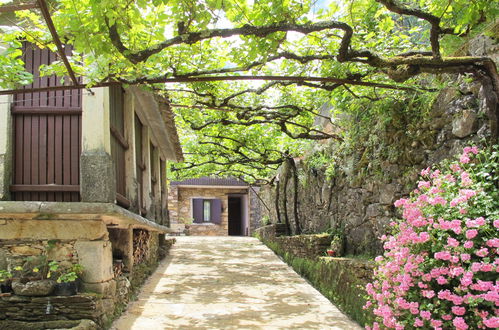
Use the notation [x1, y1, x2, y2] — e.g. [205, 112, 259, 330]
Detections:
[110, 86, 129, 208]
[11, 42, 81, 201]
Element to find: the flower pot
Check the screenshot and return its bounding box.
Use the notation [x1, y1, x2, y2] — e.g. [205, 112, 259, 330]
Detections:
[53, 281, 78, 296]
[12, 279, 56, 296]
[326, 250, 335, 256]
[0, 282, 12, 293]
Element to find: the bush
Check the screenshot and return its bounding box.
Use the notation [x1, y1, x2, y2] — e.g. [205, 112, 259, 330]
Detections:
[365, 146, 498, 329]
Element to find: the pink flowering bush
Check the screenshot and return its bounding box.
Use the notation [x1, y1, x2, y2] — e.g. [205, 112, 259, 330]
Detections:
[365, 146, 499, 329]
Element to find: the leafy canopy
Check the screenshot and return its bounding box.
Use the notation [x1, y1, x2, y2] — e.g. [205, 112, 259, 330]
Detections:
[0, 0, 497, 182]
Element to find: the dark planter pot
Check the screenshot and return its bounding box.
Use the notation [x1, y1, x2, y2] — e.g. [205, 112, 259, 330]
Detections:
[53, 281, 78, 296]
[0, 282, 12, 293]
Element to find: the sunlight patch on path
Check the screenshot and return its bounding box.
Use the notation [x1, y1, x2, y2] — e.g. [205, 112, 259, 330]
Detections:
[111, 236, 361, 330]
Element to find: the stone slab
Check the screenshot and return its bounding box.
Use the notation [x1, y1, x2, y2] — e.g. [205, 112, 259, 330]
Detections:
[0, 220, 108, 241]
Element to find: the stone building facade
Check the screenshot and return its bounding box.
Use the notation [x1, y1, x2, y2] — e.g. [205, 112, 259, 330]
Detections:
[0, 44, 183, 328]
[168, 178, 261, 236]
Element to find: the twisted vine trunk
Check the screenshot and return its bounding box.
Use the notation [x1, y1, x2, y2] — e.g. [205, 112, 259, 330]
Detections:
[288, 157, 302, 235]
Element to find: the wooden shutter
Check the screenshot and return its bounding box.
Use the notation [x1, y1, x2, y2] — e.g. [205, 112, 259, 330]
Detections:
[134, 115, 146, 215]
[109, 85, 129, 208]
[211, 199, 222, 224]
[150, 143, 157, 197]
[192, 198, 203, 223]
[11, 42, 81, 202]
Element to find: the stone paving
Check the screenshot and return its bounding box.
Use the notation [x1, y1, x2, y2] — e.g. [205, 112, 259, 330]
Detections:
[111, 236, 361, 329]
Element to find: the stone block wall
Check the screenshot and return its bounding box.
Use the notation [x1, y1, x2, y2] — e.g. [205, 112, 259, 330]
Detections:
[0, 220, 175, 328]
[253, 224, 287, 242]
[254, 225, 331, 259]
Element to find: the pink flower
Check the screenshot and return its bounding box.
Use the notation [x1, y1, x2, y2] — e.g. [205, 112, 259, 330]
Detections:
[394, 198, 408, 208]
[494, 219, 499, 228]
[480, 264, 493, 272]
[418, 181, 431, 189]
[420, 167, 430, 176]
[420, 310, 431, 320]
[460, 154, 470, 164]
[434, 251, 452, 260]
[476, 248, 489, 257]
[486, 239, 499, 248]
[414, 318, 424, 327]
[465, 229, 478, 239]
[483, 317, 499, 328]
[464, 241, 474, 249]
[436, 276, 448, 285]
[431, 319, 443, 328]
[453, 317, 469, 329]
[450, 163, 461, 172]
[422, 290, 435, 298]
[460, 253, 470, 262]
[447, 237, 459, 247]
[471, 262, 482, 272]
[442, 314, 452, 321]
[452, 306, 466, 316]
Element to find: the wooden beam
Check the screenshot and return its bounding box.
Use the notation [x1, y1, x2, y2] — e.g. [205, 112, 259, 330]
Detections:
[0, 2, 38, 13]
[36, 0, 80, 86]
[10, 184, 80, 192]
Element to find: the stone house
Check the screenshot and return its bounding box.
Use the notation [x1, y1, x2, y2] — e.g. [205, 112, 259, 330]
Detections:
[0, 43, 182, 326]
[168, 177, 261, 236]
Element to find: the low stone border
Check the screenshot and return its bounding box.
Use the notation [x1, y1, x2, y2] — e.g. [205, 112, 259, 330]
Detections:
[255, 225, 374, 326]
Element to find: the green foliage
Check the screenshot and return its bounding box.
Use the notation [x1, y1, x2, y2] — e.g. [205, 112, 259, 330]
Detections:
[0, 269, 12, 283]
[55, 263, 84, 283]
[0, 0, 496, 181]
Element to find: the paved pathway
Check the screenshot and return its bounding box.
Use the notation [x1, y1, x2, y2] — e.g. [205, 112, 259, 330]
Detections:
[111, 236, 361, 329]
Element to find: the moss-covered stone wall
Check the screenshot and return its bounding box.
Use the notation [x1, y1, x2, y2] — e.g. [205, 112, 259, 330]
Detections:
[256, 226, 374, 326]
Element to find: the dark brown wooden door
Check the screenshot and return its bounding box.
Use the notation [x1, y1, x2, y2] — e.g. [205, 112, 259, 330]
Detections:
[11, 42, 81, 202]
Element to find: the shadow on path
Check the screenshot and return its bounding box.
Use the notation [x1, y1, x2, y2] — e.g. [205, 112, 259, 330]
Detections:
[111, 236, 361, 330]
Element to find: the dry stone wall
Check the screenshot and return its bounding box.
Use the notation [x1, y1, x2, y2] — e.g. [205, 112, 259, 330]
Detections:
[258, 32, 498, 257]
[255, 225, 374, 326]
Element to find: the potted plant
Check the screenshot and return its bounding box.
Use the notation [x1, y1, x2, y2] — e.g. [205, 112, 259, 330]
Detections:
[53, 264, 84, 296]
[327, 225, 345, 257]
[0, 270, 13, 294]
[11, 257, 58, 296]
[326, 249, 335, 257]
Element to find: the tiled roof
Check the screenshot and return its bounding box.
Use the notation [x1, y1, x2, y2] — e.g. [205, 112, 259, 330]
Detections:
[170, 177, 248, 187]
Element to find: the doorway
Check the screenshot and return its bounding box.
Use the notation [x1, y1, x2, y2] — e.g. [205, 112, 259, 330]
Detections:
[228, 196, 247, 236]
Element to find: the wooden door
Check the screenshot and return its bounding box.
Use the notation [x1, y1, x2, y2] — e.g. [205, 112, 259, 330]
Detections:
[11, 42, 81, 202]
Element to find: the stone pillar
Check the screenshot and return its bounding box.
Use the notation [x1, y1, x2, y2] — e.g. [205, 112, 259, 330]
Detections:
[167, 185, 179, 224]
[0, 95, 12, 201]
[74, 240, 115, 294]
[80, 87, 115, 202]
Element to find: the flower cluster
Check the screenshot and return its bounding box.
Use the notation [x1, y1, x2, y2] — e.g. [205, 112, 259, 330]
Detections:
[365, 146, 498, 329]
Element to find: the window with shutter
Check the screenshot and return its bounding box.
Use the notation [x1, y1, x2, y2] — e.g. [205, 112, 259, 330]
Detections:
[192, 198, 222, 224]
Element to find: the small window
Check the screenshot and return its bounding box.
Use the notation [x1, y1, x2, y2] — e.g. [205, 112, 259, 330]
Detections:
[203, 200, 211, 222]
[193, 198, 222, 224]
